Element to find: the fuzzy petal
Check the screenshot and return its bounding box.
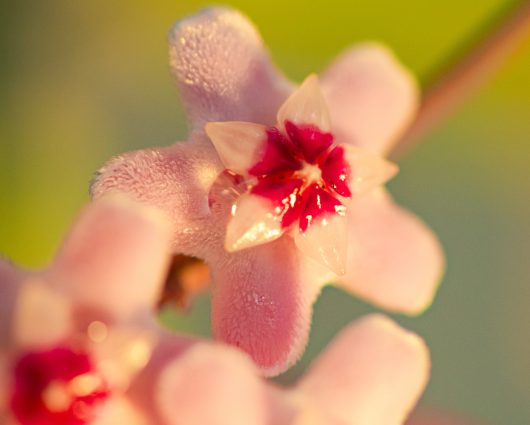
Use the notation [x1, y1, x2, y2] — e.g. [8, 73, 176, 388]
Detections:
[49, 196, 172, 319]
[321, 44, 419, 154]
[211, 237, 330, 376]
[169, 7, 292, 128]
[338, 190, 444, 314]
[278, 74, 330, 132]
[0, 259, 24, 348]
[90, 142, 222, 258]
[206, 121, 268, 175]
[298, 314, 430, 425]
[156, 343, 266, 425]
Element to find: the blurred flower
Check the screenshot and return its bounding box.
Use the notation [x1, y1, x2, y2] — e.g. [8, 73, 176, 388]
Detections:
[91, 6, 444, 375]
[0, 198, 429, 424]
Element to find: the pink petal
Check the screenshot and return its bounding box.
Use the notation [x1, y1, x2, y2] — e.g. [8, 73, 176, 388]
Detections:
[277, 74, 331, 133]
[169, 7, 292, 128]
[211, 237, 331, 376]
[298, 314, 430, 425]
[338, 190, 445, 314]
[12, 280, 72, 349]
[205, 121, 268, 175]
[90, 142, 222, 258]
[321, 43, 419, 155]
[49, 196, 172, 319]
[225, 193, 285, 252]
[155, 343, 266, 425]
[294, 212, 348, 276]
[0, 259, 24, 348]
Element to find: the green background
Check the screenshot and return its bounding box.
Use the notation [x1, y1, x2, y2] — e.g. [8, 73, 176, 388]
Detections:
[1, 1, 529, 423]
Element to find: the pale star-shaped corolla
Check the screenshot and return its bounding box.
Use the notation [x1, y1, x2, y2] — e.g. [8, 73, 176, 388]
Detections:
[90, 7, 444, 375]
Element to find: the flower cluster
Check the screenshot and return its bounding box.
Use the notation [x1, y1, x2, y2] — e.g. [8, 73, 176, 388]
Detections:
[0, 6, 447, 424]
[0, 198, 429, 425]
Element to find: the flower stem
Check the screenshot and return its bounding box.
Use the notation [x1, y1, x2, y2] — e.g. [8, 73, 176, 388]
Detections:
[395, 0, 530, 154]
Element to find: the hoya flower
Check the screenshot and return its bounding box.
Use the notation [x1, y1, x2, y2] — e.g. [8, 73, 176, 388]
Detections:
[91, 7, 444, 374]
[0, 198, 429, 425]
[0, 197, 166, 425]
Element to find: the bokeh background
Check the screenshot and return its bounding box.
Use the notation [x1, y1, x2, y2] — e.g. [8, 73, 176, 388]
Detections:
[1, 1, 529, 423]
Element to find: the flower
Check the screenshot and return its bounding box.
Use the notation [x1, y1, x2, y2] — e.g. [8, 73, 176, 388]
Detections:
[0, 197, 165, 425]
[90, 7, 445, 375]
[0, 198, 430, 425]
[205, 74, 397, 274]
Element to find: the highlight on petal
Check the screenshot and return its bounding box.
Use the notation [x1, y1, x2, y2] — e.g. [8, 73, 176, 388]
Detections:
[321, 43, 419, 154]
[225, 193, 284, 252]
[50, 196, 172, 319]
[339, 145, 398, 198]
[277, 74, 331, 132]
[338, 190, 445, 314]
[205, 121, 268, 175]
[295, 212, 348, 276]
[12, 280, 72, 349]
[298, 314, 430, 425]
[169, 7, 292, 127]
[156, 343, 266, 425]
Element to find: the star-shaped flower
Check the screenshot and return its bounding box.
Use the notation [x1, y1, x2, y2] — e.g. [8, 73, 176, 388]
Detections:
[91, 7, 444, 375]
[0, 198, 430, 425]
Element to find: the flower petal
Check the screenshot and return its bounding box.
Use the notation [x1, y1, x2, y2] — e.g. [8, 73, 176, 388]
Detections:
[337, 190, 444, 314]
[90, 141, 222, 258]
[294, 213, 348, 276]
[277, 74, 331, 132]
[169, 7, 292, 128]
[49, 196, 172, 319]
[298, 314, 429, 425]
[321, 43, 419, 154]
[321, 145, 398, 199]
[205, 121, 268, 175]
[12, 280, 72, 349]
[225, 194, 283, 252]
[0, 259, 24, 349]
[211, 237, 331, 376]
[156, 343, 266, 425]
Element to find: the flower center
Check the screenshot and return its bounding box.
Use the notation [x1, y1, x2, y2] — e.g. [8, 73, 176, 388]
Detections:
[10, 346, 109, 425]
[296, 162, 323, 188]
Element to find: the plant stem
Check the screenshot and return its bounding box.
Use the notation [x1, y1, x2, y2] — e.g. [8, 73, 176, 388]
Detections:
[396, 0, 530, 154]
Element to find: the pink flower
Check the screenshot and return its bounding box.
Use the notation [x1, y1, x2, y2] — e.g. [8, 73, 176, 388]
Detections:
[0, 198, 166, 425]
[90, 7, 445, 375]
[0, 198, 430, 425]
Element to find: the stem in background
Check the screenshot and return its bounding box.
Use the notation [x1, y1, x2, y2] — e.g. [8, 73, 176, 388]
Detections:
[395, 0, 530, 155]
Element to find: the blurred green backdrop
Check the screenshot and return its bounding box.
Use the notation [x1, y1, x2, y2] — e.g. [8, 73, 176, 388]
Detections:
[1, 1, 529, 423]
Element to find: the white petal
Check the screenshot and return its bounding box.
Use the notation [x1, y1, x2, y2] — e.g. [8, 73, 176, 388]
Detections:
[295, 214, 347, 275]
[225, 194, 284, 252]
[344, 145, 398, 197]
[205, 121, 268, 175]
[277, 74, 331, 131]
[13, 279, 72, 349]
